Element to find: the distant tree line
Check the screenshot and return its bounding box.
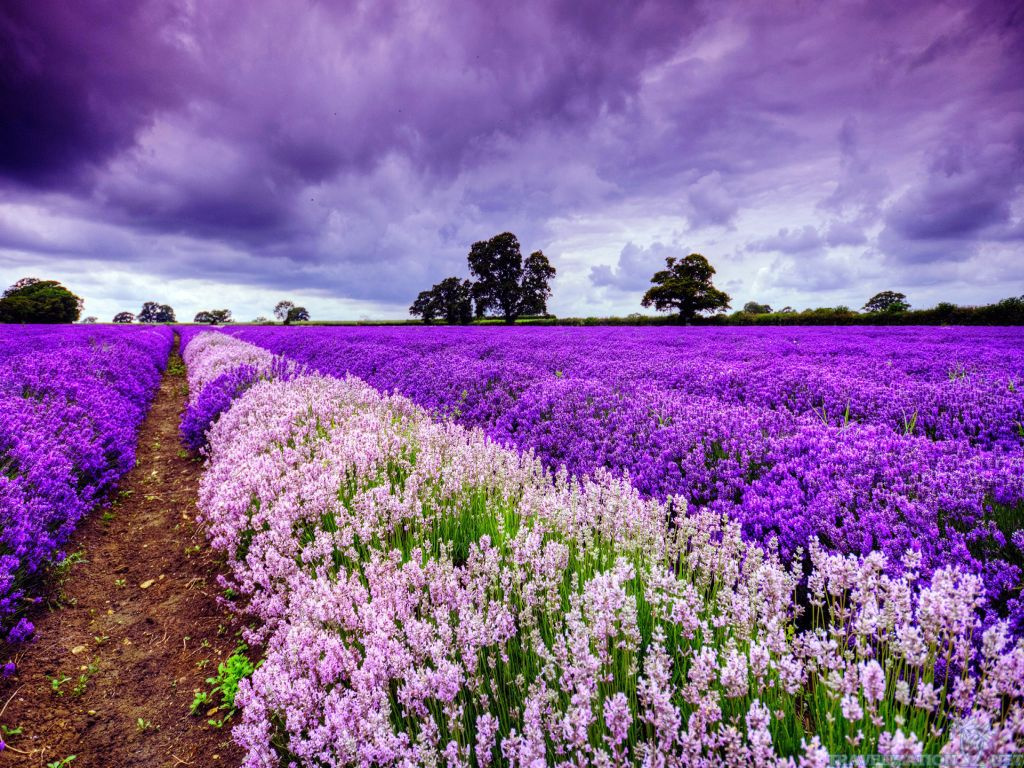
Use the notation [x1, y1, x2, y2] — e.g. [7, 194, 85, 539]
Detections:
[194, 309, 233, 324]
[3, 262, 1022, 329]
[710, 294, 1024, 326]
[106, 300, 311, 325]
[410, 232, 556, 324]
[459, 296, 1022, 327]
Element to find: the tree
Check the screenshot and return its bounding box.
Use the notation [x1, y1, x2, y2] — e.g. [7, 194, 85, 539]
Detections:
[113, 312, 135, 323]
[439, 278, 474, 323]
[409, 278, 474, 324]
[519, 251, 557, 316]
[194, 309, 233, 325]
[0, 279, 83, 323]
[274, 301, 295, 323]
[863, 291, 910, 313]
[81, 316, 98, 324]
[2, 277, 40, 297]
[438, 278, 473, 324]
[743, 301, 773, 314]
[468, 232, 526, 322]
[641, 254, 731, 321]
[285, 306, 310, 323]
[138, 302, 176, 323]
[410, 290, 439, 323]
[779, 306, 796, 314]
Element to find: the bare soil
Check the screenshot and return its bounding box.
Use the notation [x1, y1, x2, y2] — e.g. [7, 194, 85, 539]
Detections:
[0, 338, 245, 767]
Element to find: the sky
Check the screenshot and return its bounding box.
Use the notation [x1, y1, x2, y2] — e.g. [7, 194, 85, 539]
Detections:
[1, 0, 1022, 321]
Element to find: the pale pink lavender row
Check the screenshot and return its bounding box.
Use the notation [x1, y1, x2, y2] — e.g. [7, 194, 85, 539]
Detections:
[178, 331, 304, 452]
[222, 326, 1024, 634]
[0, 325, 171, 641]
[185, 333, 1024, 767]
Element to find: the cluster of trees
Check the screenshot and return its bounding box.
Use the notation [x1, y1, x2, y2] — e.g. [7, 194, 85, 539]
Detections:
[138, 302, 176, 323]
[194, 309, 233, 324]
[0, 278, 83, 323]
[111, 303, 178, 323]
[734, 291, 911, 320]
[410, 232, 556, 324]
[273, 301, 310, 324]
[107, 300, 310, 325]
[712, 295, 1024, 326]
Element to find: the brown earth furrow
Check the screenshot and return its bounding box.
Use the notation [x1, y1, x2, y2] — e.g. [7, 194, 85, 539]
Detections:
[0, 336, 244, 767]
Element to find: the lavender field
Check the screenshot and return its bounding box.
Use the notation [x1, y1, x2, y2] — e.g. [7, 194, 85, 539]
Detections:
[0, 325, 171, 641]
[181, 327, 1024, 766]
[223, 326, 1024, 631]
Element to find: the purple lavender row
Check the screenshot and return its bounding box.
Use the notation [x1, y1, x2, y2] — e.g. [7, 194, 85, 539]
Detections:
[223, 325, 1024, 634]
[178, 330, 305, 453]
[0, 325, 172, 641]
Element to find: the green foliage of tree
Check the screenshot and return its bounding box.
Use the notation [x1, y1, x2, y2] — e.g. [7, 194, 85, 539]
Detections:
[2, 277, 41, 297]
[0, 278, 83, 323]
[641, 254, 731, 321]
[519, 251, 557, 317]
[286, 306, 310, 323]
[468, 232, 526, 322]
[410, 277, 473, 325]
[112, 312, 135, 323]
[743, 301, 773, 314]
[194, 309, 233, 325]
[409, 291, 438, 323]
[138, 302, 176, 323]
[863, 291, 910, 313]
[271, 301, 308, 324]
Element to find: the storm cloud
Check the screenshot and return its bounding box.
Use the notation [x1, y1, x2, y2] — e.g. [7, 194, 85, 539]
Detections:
[1, 0, 1022, 320]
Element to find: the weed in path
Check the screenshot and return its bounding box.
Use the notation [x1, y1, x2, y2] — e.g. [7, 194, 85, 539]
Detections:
[190, 642, 256, 728]
[48, 673, 71, 696]
[70, 661, 100, 697]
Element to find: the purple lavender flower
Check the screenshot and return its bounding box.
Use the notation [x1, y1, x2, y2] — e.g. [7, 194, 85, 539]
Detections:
[0, 325, 170, 638]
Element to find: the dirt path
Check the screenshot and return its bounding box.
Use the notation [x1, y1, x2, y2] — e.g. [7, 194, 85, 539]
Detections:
[0, 337, 244, 767]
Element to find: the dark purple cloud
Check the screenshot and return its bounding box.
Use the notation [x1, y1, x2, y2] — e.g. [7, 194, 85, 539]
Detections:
[879, 128, 1024, 264]
[0, 1, 197, 186]
[1, 0, 1022, 319]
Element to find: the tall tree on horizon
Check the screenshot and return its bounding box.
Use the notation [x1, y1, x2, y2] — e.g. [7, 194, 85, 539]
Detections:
[519, 250, 557, 317]
[468, 232, 526, 322]
[409, 291, 438, 323]
[274, 300, 295, 323]
[138, 302, 176, 323]
[862, 291, 910, 313]
[641, 254, 731, 321]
